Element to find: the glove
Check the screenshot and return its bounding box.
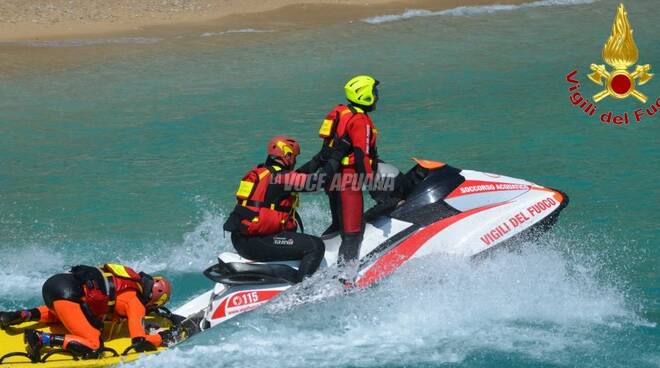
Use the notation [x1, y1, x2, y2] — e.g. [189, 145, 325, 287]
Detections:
[130, 337, 157, 352]
[158, 330, 177, 347]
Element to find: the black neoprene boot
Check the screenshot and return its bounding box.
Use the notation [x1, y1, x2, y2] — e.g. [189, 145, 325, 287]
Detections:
[24, 329, 95, 362]
[338, 233, 362, 266]
[337, 233, 363, 284]
[24, 329, 64, 362]
[0, 311, 22, 330]
[65, 340, 98, 359]
[0, 309, 40, 329]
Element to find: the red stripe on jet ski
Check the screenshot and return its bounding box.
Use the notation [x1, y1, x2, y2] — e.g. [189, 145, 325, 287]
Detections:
[211, 297, 229, 320]
[212, 290, 282, 320]
[445, 180, 530, 199]
[355, 202, 507, 288]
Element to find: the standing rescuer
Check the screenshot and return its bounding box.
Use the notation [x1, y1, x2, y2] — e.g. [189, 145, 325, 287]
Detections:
[223, 136, 349, 282]
[298, 75, 379, 276]
[0, 263, 173, 361]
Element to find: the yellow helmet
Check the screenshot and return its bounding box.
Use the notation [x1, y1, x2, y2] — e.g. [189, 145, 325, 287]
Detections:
[344, 75, 379, 107]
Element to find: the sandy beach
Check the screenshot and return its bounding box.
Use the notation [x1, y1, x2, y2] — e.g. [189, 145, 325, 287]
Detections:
[0, 0, 529, 75]
[0, 0, 528, 42]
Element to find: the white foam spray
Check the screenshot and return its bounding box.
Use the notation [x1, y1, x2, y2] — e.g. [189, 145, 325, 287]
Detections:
[0, 245, 66, 307]
[201, 29, 274, 37]
[362, 0, 598, 24]
[128, 236, 648, 368]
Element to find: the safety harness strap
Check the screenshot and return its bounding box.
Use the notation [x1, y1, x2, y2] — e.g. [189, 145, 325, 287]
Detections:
[102, 274, 116, 307]
[239, 199, 292, 213]
[295, 211, 305, 234]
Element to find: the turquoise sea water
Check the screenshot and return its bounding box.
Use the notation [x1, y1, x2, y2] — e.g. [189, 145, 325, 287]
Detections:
[1, 0, 658, 366]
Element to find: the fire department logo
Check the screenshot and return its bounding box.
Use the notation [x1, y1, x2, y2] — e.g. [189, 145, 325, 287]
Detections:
[565, 3, 658, 125]
[588, 3, 653, 103]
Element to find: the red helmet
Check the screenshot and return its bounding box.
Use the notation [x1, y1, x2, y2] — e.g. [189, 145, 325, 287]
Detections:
[267, 136, 300, 168]
[148, 276, 171, 308]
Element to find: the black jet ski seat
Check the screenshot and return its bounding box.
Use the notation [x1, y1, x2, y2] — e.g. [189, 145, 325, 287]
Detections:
[203, 253, 300, 285]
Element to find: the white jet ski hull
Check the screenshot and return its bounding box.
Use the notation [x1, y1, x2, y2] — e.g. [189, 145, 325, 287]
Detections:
[175, 164, 568, 329]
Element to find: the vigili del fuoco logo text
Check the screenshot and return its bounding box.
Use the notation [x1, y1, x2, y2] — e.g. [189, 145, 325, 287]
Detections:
[566, 3, 657, 125]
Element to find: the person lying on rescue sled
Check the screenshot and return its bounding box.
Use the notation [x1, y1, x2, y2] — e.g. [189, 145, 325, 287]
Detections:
[0, 263, 173, 360]
[223, 136, 350, 282]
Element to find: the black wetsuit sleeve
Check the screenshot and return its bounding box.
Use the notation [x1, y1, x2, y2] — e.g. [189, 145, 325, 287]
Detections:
[297, 153, 323, 174]
[297, 144, 334, 174]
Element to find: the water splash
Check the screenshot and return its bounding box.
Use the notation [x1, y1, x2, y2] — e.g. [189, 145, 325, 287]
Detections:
[362, 0, 598, 24]
[1, 202, 653, 366]
[129, 235, 651, 368]
[0, 245, 66, 308]
[201, 29, 274, 37]
[118, 201, 231, 274]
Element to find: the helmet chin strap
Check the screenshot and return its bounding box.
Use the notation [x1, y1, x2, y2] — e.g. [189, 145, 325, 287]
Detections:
[349, 101, 375, 113]
[138, 272, 155, 307]
[266, 156, 292, 169]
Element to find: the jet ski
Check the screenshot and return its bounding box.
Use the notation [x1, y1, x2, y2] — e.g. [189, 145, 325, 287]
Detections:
[174, 159, 569, 330]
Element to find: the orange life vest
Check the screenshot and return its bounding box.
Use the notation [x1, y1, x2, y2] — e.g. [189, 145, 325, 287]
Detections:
[230, 165, 299, 236]
[318, 104, 377, 166]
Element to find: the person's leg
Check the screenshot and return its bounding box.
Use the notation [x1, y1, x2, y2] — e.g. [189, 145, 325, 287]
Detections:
[0, 307, 44, 328]
[338, 185, 364, 265]
[283, 233, 325, 279]
[332, 166, 365, 284]
[23, 300, 101, 360]
[51, 300, 102, 352]
[37, 306, 60, 323]
[232, 232, 325, 281]
[1, 273, 76, 329]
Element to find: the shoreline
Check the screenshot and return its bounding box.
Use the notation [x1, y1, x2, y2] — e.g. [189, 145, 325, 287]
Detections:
[0, 0, 532, 75]
[0, 0, 530, 43]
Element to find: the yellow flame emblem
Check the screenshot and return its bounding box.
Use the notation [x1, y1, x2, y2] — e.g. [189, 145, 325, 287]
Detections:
[588, 3, 653, 103]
